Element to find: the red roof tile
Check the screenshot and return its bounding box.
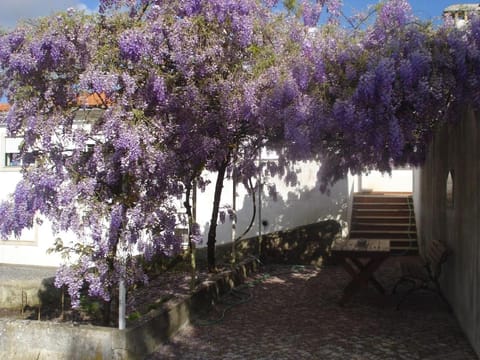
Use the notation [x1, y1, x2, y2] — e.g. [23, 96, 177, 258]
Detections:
[0, 92, 110, 112]
[77, 93, 110, 107]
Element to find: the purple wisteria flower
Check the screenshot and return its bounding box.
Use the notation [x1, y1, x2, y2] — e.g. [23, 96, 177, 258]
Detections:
[79, 70, 119, 97]
[119, 29, 151, 62]
[378, 0, 413, 28]
[302, 1, 323, 27]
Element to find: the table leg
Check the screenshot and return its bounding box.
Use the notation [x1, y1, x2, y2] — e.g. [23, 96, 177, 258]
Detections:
[339, 256, 388, 305]
[349, 257, 386, 294]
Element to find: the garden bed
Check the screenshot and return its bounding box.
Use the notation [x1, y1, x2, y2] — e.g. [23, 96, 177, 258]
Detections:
[0, 257, 260, 359]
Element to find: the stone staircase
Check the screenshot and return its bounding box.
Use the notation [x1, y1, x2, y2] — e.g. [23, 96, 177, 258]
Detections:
[350, 193, 418, 254]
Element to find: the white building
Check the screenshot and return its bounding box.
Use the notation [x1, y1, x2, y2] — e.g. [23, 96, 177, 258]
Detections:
[443, 3, 480, 27]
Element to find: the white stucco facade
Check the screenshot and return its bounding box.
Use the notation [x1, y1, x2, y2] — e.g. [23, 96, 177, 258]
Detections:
[194, 158, 351, 247]
[0, 129, 68, 266]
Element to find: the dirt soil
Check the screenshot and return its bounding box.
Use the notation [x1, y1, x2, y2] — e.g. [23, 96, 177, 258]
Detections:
[0, 265, 216, 326]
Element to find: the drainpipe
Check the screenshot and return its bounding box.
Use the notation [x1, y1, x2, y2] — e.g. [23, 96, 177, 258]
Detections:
[119, 274, 126, 330]
[258, 148, 263, 257]
[231, 175, 236, 264]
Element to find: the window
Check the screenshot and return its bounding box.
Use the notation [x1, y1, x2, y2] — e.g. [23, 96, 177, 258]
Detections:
[4, 137, 36, 167]
[5, 152, 21, 167]
[5, 137, 22, 167]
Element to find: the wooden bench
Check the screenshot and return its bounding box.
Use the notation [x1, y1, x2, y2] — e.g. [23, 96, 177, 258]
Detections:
[392, 239, 451, 310]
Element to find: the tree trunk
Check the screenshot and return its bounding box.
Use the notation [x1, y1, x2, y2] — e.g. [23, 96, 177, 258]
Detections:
[184, 183, 197, 290]
[103, 254, 116, 326]
[207, 161, 228, 271]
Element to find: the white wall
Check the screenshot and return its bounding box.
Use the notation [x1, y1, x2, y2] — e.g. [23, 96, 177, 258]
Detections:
[195, 158, 350, 246]
[0, 115, 415, 269]
[0, 127, 67, 267]
[412, 167, 423, 251]
[359, 168, 413, 193]
[417, 107, 480, 357]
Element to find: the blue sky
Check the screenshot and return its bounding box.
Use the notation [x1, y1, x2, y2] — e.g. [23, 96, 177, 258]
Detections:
[0, 1, 464, 29]
[0, 0, 98, 29]
[342, 0, 459, 21]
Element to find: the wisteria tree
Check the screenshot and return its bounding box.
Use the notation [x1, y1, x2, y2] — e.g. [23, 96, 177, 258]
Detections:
[0, 0, 331, 320]
[0, 10, 188, 323]
[1, 0, 480, 325]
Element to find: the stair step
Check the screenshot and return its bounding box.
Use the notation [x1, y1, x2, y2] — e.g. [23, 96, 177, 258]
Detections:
[352, 222, 415, 227]
[353, 204, 412, 210]
[355, 215, 414, 219]
[347, 236, 417, 240]
[351, 193, 417, 243]
[348, 237, 417, 242]
[352, 223, 416, 231]
[353, 209, 412, 215]
[354, 193, 412, 196]
[353, 195, 412, 204]
[354, 193, 412, 197]
[350, 230, 417, 239]
[350, 230, 416, 234]
[354, 216, 415, 224]
[354, 201, 412, 205]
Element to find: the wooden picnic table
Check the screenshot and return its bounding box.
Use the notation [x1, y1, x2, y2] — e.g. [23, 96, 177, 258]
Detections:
[331, 239, 390, 305]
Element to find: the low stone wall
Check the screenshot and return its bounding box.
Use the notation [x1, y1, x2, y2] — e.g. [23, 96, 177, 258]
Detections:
[0, 259, 259, 360]
[233, 219, 341, 267]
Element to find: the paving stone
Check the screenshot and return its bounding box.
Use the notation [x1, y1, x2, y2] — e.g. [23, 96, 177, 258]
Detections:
[147, 259, 478, 359]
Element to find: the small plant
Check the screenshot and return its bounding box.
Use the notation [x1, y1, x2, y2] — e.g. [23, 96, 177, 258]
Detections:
[79, 296, 103, 321]
[127, 311, 141, 322]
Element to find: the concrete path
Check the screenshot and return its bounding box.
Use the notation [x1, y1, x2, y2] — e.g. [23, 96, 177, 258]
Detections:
[148, 258, 478, 360]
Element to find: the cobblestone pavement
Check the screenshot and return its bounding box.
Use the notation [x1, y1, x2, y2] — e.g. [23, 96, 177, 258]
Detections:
[148, 258, 478, 360]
